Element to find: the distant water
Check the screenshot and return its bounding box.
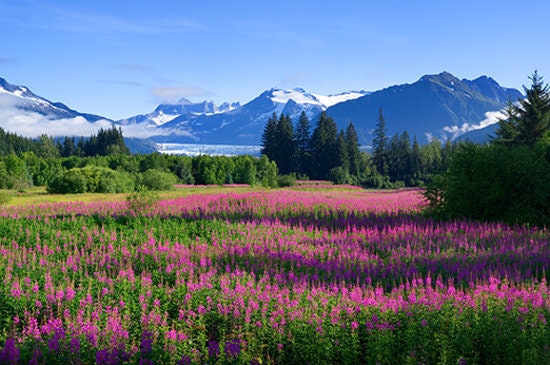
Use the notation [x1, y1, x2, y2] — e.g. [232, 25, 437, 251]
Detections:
[156, 143, 262, 156]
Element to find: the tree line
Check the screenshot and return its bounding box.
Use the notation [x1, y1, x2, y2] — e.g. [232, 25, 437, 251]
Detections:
[426, 71, 550, 226]
[261, 111, 454, 187]
[0, 126, 130, 158]
[0, 151, 279, 194]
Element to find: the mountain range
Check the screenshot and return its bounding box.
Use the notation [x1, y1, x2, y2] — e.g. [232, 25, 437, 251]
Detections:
[0, 72, 524, 150]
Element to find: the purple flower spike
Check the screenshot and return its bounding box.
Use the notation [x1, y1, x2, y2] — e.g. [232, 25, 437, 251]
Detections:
[0, 338, 20, 365]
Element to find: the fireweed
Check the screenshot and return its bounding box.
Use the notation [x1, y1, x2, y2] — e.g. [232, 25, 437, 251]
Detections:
[0, 189, 548, 364]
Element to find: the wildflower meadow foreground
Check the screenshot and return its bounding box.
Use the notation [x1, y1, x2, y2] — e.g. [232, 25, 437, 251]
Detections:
[0, 188, 549, 364]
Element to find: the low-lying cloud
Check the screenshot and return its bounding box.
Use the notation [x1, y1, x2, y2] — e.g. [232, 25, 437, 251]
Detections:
[442, 110, 506, 140]
[0, 94, 191, 139]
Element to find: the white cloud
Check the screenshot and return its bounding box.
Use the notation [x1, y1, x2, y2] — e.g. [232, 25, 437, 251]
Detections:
[119, 123, 193, 139]
[0, 93, 190, 139]
[442, 110, 506, 140]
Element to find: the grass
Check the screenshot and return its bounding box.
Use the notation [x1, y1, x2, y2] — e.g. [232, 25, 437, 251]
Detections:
[0, 182, 367, 207]
[0, 185, 260, 206]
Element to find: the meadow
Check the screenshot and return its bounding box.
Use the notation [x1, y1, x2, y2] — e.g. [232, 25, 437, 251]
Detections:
[0, 186, 549, 364]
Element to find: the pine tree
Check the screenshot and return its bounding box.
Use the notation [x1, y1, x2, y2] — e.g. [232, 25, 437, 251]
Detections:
[372, 108, 388, 175]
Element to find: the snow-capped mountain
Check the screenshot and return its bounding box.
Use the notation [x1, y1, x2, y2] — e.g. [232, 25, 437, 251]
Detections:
[0, 77, 109, 123]
[145, 87, 368, 145]
[0, 73, 524, 148]
[0, 77, 112, 137]
[119, 98, 240, 127]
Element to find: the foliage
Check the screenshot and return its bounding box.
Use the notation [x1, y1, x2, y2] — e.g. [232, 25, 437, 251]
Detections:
[256, 155, 278, 188]
[0, 190, 548, 364]
[276, 173, 297, 187]
[138, 169, 177, 191]
[328, 166, 351, 185]
[125, 185, 160, 216]
[0, 125, 130, 159]
[428, 72, 550, 226]
[47, 166, 135, 194]
[372, 107, 389, 175]
[493, 71, 550, 146]
[261, 112, 365, 184]
[0, 191, 11, 206]
[426, 141, 550, 226]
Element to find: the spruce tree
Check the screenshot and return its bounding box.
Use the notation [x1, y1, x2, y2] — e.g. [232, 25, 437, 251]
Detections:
[516, 71, 550, 145]
[275, 114, 296, 175]
[336, 131, 350, 173]
[295, 111, 312, 177]
[345, 123, 361, 178]
[372, 108, 388, 176]
[410, 136, 422, 181]
[493, 99, 520, 146]
[310, 112, 338, 180]
[261, 113, 279, 161]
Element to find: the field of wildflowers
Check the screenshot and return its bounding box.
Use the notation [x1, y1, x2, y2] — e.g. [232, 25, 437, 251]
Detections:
[0, 187, 549, 364]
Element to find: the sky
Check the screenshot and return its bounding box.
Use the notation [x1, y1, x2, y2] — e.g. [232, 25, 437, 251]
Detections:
[1, 0, 549, 121]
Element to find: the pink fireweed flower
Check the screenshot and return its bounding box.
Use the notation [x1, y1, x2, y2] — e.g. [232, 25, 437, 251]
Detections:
[10, 283, 22, 299]
[65, 286, 76, 301]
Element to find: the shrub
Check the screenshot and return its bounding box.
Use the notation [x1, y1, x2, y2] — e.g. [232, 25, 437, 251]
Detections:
[277, 174, 297, 187]
[96, 169, 135, 193]
[47, 169, 87, 194]
[329, 167, 351, 185]
[126, 185, 160, 216]
[138, 169, 177, 191]
[425, 142, 550, 226]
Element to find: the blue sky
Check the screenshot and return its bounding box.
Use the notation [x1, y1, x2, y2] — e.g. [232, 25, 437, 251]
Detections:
[1, 0, 548, 120]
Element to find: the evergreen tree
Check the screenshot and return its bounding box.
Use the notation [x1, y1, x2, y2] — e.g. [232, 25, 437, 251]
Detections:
[516, 71, 550, 145]
[61, 137, 77, 157]
[387, 131, 411, 183]
[275, 114, 296, 175]
[492, 99, 520, 146]
[260, 113, 278, 161]
[310, 112, 338, 180]
[295, 111, 312, 177]
[345, 123, 361, 179]
[336, 131, 350, 173]
[410, 136, 422, 182]
[36, 134, 60, 159]
[372, 108, 388, 175]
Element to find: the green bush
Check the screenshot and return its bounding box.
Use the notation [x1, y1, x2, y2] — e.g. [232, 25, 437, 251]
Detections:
[329, 167, 351, 185]
[96, 169, 135, 193]
[47, 169, 87, 194]
[139, 169, 177, 191]
[277, 173, 297, 187]
[425, 142, 550, 226]
[126, 185, 160, 216]
[47, 166, 135, 194]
